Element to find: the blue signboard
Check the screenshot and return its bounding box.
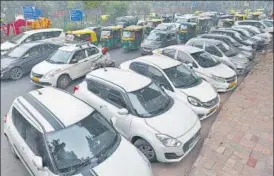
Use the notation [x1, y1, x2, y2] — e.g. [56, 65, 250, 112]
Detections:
[22, 6, 42, 19]
[70, 9, 83, 21]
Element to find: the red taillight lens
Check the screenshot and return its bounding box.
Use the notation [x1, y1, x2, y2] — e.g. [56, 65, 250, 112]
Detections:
[4, 115, 7, 123]
[86, 37, 91, 41]
[73, 85, 79, 93]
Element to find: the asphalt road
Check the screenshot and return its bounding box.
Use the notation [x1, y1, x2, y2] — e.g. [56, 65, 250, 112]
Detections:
[0, 48, 262, 176]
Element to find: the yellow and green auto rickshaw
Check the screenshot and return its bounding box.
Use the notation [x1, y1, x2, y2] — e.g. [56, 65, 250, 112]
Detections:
[65, 29, 98, 45]
[178, 22, 197, 43]
[234, 13, 247, 21]
[197, 17, 210, 34]
[121, 25, 144, 51]
[100, 25, 123, 49]
[221, 19, 235, 27]
[146, 19, 163, 34]
[249, 12, 263, 20]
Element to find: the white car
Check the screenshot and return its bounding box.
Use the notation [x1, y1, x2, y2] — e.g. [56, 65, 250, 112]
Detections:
[186, 38, 252, 75]
[74, 68, 201, 163]
[120, 55, 220, 120]
[153, 45, 237, 92]
[235, 20, 273, 34]
[1, 28, 65, 55]
[3, 87, 153, 176]
[30, 42, 110, 89]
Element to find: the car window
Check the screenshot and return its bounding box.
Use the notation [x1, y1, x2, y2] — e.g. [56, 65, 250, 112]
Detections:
[51, 31, 62, 37]
[25, 122, 44, 156]
[130, 62, 150, 77]
[147, 66, 173, 91]
[105, 88, 127, 109]
[177, 51, 195, 64]
[86, 79, 104, 97]
[42, 44, 59, 53]
[79, 34, 91, 41]
[26, 33, 43, 42]
[71, 49, 86, 61]
[192, 42, 204, 49]
[205, 45, 223, 57]
[162, 49, 176, 58]
[166, 34, 172, 40]
[24, 45, 42, 58]
[12, 108, 27, 138]
[86, 47, 99, 57]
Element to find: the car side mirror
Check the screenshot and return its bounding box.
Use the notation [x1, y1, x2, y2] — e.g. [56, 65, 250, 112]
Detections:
[70, 58, 78, 64]
[117, 108, 128, 115]
[186, 63, 193, 69]
[32, 156, 43, 170]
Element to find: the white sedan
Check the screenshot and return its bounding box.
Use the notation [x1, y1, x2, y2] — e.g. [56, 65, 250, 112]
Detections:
[120, 55, 220, 120]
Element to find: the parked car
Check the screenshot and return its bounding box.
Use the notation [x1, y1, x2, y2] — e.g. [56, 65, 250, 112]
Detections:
[1, 41, 60, 80]
[198, 34, 255, 60]
[3, 87, 154, 176]
[150, 23, 178, 34]
[141, 31, 177, 55]
[235, 20, 273, 34]
[261, 19, 273, 28]
[210, 29, 260, 51]
[30, 42, 110, 89]
[186, 38, 252, 75]
[152, 45, 237, 92]
[1, 28, 65, 55]
[73, 67, 201, 162]
[120, 55, 220, 120]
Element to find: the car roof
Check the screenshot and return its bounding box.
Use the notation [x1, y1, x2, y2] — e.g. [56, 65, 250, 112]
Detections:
[212, 29, 236, 33]
[134, 55, 181, 69]
[19, 87, 94, 132]
[237, 20, 260, 23]
[190, 38, 222, 44]
[17, 41, 52, 48]
[86, 68, 152, 92]
[200, 34, 230, 39]
[166, 45, 203, 54]
[60, 42, 98, 52]
[24, 28, 63, 35]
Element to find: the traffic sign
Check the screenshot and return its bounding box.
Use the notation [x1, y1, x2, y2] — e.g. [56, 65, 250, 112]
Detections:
[55, 11, 65, 16]
[22, 6, 42, 19]
[70, 9, 83, 21]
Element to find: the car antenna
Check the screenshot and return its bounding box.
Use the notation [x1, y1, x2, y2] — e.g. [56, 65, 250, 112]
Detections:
[36, 89, 42, 95]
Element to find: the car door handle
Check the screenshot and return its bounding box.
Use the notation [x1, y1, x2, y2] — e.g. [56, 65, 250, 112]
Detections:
[100, 105, 107, 109]
[21, 147, 26, 154]
[83, 60, 88, 62]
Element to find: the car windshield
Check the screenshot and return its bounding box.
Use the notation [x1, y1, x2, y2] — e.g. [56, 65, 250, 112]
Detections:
[146, 32, 165, 41]
[155, 24, 168, 31]
[101, 31, 111, 37]
[10, 33, 27, 44]
[262, 21, 273, 27]
[191, 51, 220, 68]
[234, 32, 245, 41]
[46, 111, 120, 174]
[122, 31, 134, 38]
[46, 49, 73, 64]
[227, 37, 241, 47]
[164, 64, 202, 88]
[4, 45, 29, 58]
[216, 43, 230, 52]
[128, 82, 171, 118]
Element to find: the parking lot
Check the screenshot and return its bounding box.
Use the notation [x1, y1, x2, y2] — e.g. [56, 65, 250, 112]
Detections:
[1, 45, 267, 176]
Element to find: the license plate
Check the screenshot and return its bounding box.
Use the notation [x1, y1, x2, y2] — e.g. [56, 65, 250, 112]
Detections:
[229, 82, 236, 88]
[32, 77, 40, 82]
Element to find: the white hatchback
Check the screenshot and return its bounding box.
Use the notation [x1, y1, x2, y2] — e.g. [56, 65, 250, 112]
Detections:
[74, 68, 201, 163]
[120, 55, 220, 120]
[3, 87, 153, 176]
[31, 42, 110, 89]
[153, 45, 238, 92]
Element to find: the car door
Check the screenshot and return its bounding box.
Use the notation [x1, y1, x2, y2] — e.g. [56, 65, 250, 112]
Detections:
[171, 32, 177, 44]
[204, 44, 224, 58]
[40, 44, 59, 62]
[21, 45, 43, 73]
[85, 46, 102, 71]
[161, 48, 177, 59]
[68, 49, 88, 79]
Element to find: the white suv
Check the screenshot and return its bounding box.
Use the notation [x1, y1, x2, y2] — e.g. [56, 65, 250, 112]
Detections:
[1, 28, 65, 55]
[120, 55, 220, 120]
[153, 45, 237, 92]
[73, 68, 201, 163]
[31, 42, 110, 89]
[3, 87, 153, 176]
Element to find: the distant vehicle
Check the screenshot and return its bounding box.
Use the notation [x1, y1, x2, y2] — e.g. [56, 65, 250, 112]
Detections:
[235, 20, 273, 34]
[1, 41, 60, 80]
[74, 67, 201, 162]
[186, 38, 252, 75]
[1, 28, 65, 55]
[152, 45, 237, 92]
[85, 26, 102, 42]
[141, 31, 177, 55]
[4, 87, 154, 176]
[120, 55, 220, 120]
[150, 23, 177, 34]
[30, 42, 110, 89]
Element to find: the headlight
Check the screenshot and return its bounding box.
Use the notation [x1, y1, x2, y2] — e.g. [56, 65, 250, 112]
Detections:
[187, 96, 203, 107]
[211, 75, 226, 83]
[156, 134, 182, 147]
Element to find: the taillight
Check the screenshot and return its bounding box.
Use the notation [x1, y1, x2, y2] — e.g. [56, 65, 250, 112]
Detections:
[86, 37, 91, 41]
[4, 115, 7, 123]
[73, 85, 79, 93]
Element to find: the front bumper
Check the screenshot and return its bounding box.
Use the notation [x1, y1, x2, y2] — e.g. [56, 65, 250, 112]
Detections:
[207, 77, 238, 93]
[1, 69, 10, 79]
[235, 63, 252, 75]
[30, 74, 57, 87]
[154, 122, 201, 162]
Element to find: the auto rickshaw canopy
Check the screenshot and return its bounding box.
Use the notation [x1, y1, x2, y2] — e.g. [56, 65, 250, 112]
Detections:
[102, 25, 123, 31]
[123, 25, 144, 31]
[66, 29, 97, 42]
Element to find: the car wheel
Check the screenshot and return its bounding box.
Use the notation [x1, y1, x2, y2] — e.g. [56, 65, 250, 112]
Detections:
[57, 75, 71, 89]
[9, 67, 23, 80]
[7, 137, 19, 159]
[134, 139, 157, 162]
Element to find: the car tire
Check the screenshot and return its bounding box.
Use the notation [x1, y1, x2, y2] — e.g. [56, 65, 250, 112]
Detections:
[7, 137, 19, 159]
[134, 138, 157, 162]
[57, 74, 71, 89]
[9, 67, 23, 80]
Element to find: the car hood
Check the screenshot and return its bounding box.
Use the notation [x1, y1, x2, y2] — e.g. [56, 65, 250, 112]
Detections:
[204, 63, 235, 79]
[1, 57, 18, 68]
[1, 41, 16, 51]
[91, 138, 152, 176]
[145, 100, 198, 138]
[229, 53, 249, 63]
[244, 39, 256, 45]
[180, 80, 217, 102]
[239, 45, 253, 52]
[32, 60, 64, 75]
[141, 40, 162, 47]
